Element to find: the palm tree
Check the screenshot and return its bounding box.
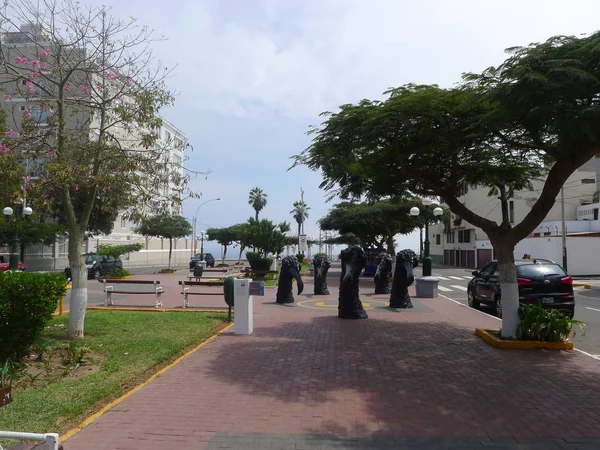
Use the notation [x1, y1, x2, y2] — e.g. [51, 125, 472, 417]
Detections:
[248, 187, 268, 220]
[291, 200, 310, 242]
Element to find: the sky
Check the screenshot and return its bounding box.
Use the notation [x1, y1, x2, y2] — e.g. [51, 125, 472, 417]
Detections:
[75, 0, 600, 256]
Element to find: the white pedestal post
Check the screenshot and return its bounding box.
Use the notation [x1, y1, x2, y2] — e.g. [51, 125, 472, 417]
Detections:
[234, 278, 253, 335]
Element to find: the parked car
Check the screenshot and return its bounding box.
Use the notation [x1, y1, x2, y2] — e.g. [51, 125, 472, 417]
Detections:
[189, 253, 215, 269]
[467, 259, 574, 318]
[0, 253, 26, 271]
[64, 253, 123, 280]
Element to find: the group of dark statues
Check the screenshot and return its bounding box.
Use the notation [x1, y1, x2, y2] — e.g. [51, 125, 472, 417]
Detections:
[275, 246, 419, 320]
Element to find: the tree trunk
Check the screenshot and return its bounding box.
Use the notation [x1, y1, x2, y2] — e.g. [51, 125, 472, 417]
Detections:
[222, 245, 228, 264]
[491, 236, 519, 339]
[67, 228, 87, 339]
[255, 210, 259, 221]
[238, 245, 245, 263]
[419, 226, 423, 258]
[386, 235, 395, 256]
[168, 238, 173, 269]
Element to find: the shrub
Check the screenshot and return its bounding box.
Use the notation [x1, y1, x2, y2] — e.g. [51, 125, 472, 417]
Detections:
[313, 253, 327, 259]
[246, 251, 273, 271]
[296, 253, 305, 263]
[110, 267, 131, 277]
[518, 302, 586, 342]
[0, 272, 67, 363]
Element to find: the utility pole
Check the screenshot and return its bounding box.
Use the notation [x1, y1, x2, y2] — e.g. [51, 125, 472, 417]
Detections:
[561, 187, 568, 271]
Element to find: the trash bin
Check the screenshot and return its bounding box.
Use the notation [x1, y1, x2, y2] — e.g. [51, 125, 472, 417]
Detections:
[415, 276, 439, 298]
[223, 276, 236, 307]
[193, 261, 205, 278]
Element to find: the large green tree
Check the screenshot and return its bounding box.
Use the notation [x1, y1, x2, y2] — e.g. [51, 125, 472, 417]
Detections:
[319, 199, 426, 255]
[137, 214, 192, 269]
[293, 32, 600, 338]
[206, 226, 237, 264]
[0, 1, 196, 338]
[245, 218, 290, 257]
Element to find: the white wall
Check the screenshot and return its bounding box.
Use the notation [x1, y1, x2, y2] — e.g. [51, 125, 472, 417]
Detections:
[514, 236, 600, 276]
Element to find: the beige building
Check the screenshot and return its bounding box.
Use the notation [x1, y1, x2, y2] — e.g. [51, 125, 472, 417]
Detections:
[429, 161, 599, 270]
[0, 24, 189, 271]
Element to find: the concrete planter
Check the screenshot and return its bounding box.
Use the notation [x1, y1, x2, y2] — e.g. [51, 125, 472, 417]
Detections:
[476, 328, 573, 350]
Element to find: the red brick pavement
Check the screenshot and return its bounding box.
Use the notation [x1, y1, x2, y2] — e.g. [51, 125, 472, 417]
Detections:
[63, 280, 600, 449]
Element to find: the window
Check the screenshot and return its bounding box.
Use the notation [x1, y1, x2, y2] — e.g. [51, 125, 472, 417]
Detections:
[509, 200, 514, 224]
[164, 130, 171, 142]
[581, 178, 595, 184]
[436, 234, 441, 245]
[121, 216, 127, 229]
[463, 229, 471, 243]
[446, 231, 455, 244]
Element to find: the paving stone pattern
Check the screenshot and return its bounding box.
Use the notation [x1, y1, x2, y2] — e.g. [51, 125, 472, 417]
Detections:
[64, 274, 600, 450]
[207, 433, 600, 449]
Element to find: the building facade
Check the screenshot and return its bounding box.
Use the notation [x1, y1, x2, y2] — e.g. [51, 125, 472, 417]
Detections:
[0, 24, 189, 271]
[429, 163, 599, 270]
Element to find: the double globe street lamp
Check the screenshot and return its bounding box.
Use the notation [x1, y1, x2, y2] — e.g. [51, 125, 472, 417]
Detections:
[410, 199, 443, 277]
[3, 205, 33, 270]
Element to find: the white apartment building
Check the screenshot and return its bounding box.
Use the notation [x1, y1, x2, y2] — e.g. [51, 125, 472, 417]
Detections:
[0, 24, 191, 270]
[429, 160, 599, 271]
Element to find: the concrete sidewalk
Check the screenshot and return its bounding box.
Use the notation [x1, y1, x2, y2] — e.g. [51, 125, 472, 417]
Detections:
[64, 280, 600, 449]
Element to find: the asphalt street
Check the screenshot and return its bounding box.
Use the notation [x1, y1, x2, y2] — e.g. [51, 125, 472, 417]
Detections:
[422, 266, 600, 357]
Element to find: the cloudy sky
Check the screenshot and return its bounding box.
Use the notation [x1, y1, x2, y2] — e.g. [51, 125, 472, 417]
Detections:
[81, 0, 600, 254]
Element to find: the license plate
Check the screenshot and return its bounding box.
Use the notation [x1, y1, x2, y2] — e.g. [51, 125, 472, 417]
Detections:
[541, 297, 554, 304]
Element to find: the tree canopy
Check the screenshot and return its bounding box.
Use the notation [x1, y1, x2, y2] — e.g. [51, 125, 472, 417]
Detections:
[248, 187, 268, 221]
[137, 214, 191, 269]
[319, 199, 426, 254]
[292, 31, 600, 338]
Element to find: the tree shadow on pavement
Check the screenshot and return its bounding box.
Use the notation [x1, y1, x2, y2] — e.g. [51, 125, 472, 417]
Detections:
[207, 314, 600, 439]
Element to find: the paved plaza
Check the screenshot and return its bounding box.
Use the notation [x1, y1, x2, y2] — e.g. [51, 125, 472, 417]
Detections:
[63, 271, 600, 449]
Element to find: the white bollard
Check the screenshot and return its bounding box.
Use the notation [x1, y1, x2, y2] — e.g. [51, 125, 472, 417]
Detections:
[234, 278, 253, 335]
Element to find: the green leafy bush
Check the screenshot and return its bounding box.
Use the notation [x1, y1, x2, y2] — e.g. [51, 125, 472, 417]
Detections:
[518, 302, 586, 342]
[296, 253, 305, 263]
[313, 253, 327, 259]
[246, 252, 273, 271]
[110, 267, 131, 277]
[0, 272, 67, 363]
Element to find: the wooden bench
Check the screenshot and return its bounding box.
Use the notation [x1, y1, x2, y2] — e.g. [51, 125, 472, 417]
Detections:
[103, 279, 163, 307]
[187, 267, 229, 281]
[178, 280, 232, 321]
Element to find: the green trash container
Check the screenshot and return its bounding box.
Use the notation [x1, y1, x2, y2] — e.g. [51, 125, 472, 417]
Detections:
[193, 261, 205, 278]
[223, 276, 236, 322]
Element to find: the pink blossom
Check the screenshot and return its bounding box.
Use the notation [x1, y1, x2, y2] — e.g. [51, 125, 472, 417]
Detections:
[104, 70, 116, 80]
[41, 177, 47, 182]
[46, 150, 55, 157]
[125, 77, 132, 84]
[63, 85, 70, 91]
[4, 129, 14, 138]
[0, 143, 10, 154]
[47, 186, 54, 191]
[23, 175, 32, 182]
[40, 63, 47, 70]
[14, 56, 27, 65]
[3, 94, 12, 101]
[74, 185, 79, 192]
[79, 84, 91, 94]
[31, 60, 41, 69]
[24, 106, 31, 117]
[31, 72, 41, 78]
[41, 49, 50, 58]
[115, 170, 122, 174]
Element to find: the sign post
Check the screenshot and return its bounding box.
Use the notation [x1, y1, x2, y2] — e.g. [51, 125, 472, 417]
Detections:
[299, 234, 308, 254]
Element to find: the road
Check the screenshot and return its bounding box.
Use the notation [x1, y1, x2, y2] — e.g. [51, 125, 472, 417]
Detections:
[421, 266, 600, 356]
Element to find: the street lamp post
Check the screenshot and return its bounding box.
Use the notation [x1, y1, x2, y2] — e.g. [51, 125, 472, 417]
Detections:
[3, 205, 33, 270]
[410, 199, 443, 277]
[200, 230, 207, 259]
[191, 198, 220, 257]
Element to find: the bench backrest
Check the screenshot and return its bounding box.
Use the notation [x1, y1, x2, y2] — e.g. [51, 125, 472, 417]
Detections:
[103, 279, 160, 285]
[179, 280, 224, 287]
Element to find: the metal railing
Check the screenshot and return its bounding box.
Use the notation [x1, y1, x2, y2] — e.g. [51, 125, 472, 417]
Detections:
[0, 431, 59, 450]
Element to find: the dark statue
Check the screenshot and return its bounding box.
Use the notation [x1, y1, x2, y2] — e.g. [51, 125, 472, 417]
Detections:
[374, 252, 393, 294]
[276, 255, 304, 304]
[389, 249, 419, 309]
[312, 255, 331, 295]
[338, 246, 368, 319]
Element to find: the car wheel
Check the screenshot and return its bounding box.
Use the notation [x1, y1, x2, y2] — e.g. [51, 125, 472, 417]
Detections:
[495, 296, 502, 318]
[467, 289, 480, 309]
[94, 268, 101, 280]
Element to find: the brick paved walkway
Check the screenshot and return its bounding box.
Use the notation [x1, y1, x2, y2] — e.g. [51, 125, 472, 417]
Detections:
[64, 277, 600, 449]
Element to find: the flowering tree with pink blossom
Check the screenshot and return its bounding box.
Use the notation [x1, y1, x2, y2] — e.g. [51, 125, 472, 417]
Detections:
[0, 0, 203, 338]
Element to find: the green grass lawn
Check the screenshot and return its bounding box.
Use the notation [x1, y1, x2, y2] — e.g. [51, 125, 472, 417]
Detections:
[0, 310, 227, 439]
